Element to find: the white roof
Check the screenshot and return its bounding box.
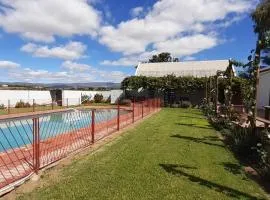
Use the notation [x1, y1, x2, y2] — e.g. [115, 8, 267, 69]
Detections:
[135, 60, 229, 77]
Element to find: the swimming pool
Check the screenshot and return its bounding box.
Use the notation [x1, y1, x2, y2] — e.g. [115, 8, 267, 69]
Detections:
[0, 109, 125, 152]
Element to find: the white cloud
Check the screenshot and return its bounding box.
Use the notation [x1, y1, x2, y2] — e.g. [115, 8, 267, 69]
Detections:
[101, 51, 157, 66]
[62, 61, 91, 72]
[5, 60, 128, 83]
[130, 7, 144, 17]
[99, 0, 255, 56]
[154, 34, 218, 57]
[21, 42, 87, 60]
[101, 33, 218, 67]
[101, 57, 138, 66]
[0, 0, 101, 43]
[0, 61, 20, 69]
[183, 56, 196, 61]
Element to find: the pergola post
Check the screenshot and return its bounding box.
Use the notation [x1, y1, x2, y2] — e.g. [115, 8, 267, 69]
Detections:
[215, 75, 219, 115]
[205, 78, 208, 104]
[251, 34, 262, 130]
[226, 60, 233, 119]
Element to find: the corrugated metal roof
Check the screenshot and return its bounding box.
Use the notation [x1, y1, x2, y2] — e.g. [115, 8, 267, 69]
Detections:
[260, 67, 270, 74]
[135, 60, 229, 77]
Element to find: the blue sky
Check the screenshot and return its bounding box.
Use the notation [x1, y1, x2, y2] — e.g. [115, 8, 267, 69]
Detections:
[0, 0, 259, 83]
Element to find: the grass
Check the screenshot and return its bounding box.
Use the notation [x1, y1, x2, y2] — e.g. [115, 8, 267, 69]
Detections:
[18, 108, 268, 200]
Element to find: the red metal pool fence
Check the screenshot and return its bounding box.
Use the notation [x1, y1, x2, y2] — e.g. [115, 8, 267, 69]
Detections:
[0, 98, 161, 194]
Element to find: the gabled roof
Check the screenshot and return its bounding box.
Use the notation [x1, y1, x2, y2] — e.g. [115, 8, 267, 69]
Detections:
[260, 66, 270, 74]
[135, 60, 229, 78]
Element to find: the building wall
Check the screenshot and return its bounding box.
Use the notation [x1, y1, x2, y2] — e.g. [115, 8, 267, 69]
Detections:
[258, 71, 270, 109]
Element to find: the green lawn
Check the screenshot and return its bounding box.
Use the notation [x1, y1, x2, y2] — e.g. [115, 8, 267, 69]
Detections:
[18, 108, 268, 200]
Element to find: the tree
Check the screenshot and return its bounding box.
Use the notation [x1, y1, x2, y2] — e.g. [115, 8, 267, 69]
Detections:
[248, 0, 270, 128]
[148, 52, 179, 63]
[252, 0, 270, 35]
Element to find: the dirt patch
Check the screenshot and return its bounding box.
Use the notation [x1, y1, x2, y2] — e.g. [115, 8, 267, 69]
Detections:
[2, 110, 160, 200]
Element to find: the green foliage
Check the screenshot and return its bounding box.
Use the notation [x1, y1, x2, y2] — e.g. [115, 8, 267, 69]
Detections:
[81, 94, 91, 104]
[119, 99, 132, 106]
[15, 100, 31, 108]
[180, 101, 191, 108]
[94, 94, 103, 103]
[121, 75, 206, 93]
[0, 104, 5, 110]
[105, 95, 111, 103]
[148, 52, 179, 63]
[251, 0, 270, 35]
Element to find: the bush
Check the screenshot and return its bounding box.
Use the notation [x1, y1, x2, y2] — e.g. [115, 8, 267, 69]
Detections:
[94, 94, 103, 103]
[171, 104, 179, 108]
[119, 99, 132, 106]
[81, 94, 91, 104]
[15, 100, 31, 108]
[105, 96, 111, 104]
[0, 104, 5, 109]
[180, 101, 191, 108]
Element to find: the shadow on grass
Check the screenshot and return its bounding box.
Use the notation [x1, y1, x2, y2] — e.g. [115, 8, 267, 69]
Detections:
[159, 164, 266, 200]
[171, 135, 225, 148]
[178, 110, 203, 116]
[176, 123, 213, 130]
[221, 162, 242, 175]
[178, 115, 206, 120]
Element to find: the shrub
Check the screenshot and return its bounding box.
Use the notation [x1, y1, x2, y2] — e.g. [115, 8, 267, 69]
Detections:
[180, 101, 191, 108]
[0, 104, 5, 109]
[105, 96, 111, 104]
[94, 94, 103, 103]
[81, 94, 91, 104]
[171, 104, 179, 108]
[119, 99, 132, 106]
[15, 100, 31, 108]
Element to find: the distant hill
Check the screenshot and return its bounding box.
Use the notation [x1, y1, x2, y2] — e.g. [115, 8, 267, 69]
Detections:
[0, 82, 121, 90]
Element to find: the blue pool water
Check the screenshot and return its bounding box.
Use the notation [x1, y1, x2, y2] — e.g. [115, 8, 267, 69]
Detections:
[0, 109, 122, 152]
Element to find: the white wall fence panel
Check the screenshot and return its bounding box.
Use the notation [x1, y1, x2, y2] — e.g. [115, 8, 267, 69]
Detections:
[0, 90, 51, 107]
[0, 89, 123, 107]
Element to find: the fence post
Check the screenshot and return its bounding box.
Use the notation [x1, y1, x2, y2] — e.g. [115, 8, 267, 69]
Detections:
[33, 99, 35, 112]
[117, 102, 120, 131]
[8, 100, 10, 114]
[66, 98, 69, 108]
[142, 100, 144, 118]
[265, 106, 270, 119]
[91, 109, 95, 143]
[132, 97, 135, 123]
[51, 100, 54, 110]
[33, 117, 40, 174]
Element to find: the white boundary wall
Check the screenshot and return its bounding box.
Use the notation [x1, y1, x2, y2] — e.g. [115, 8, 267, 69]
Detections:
[62, 90, 112, 106]
[0, 90, 51, 107]
[0, 89, 123, 107]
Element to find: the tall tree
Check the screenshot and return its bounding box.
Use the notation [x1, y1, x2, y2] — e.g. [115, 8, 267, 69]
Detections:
[250, 0, 270, 128]
[252, 0, 270, 35]
[148, 52, 179, 63]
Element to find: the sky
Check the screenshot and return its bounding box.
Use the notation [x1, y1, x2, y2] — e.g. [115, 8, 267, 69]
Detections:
[0, 0, 260, 83]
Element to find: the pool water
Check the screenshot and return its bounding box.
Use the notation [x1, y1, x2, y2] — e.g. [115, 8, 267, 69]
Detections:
[0, 109, 122, 152]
